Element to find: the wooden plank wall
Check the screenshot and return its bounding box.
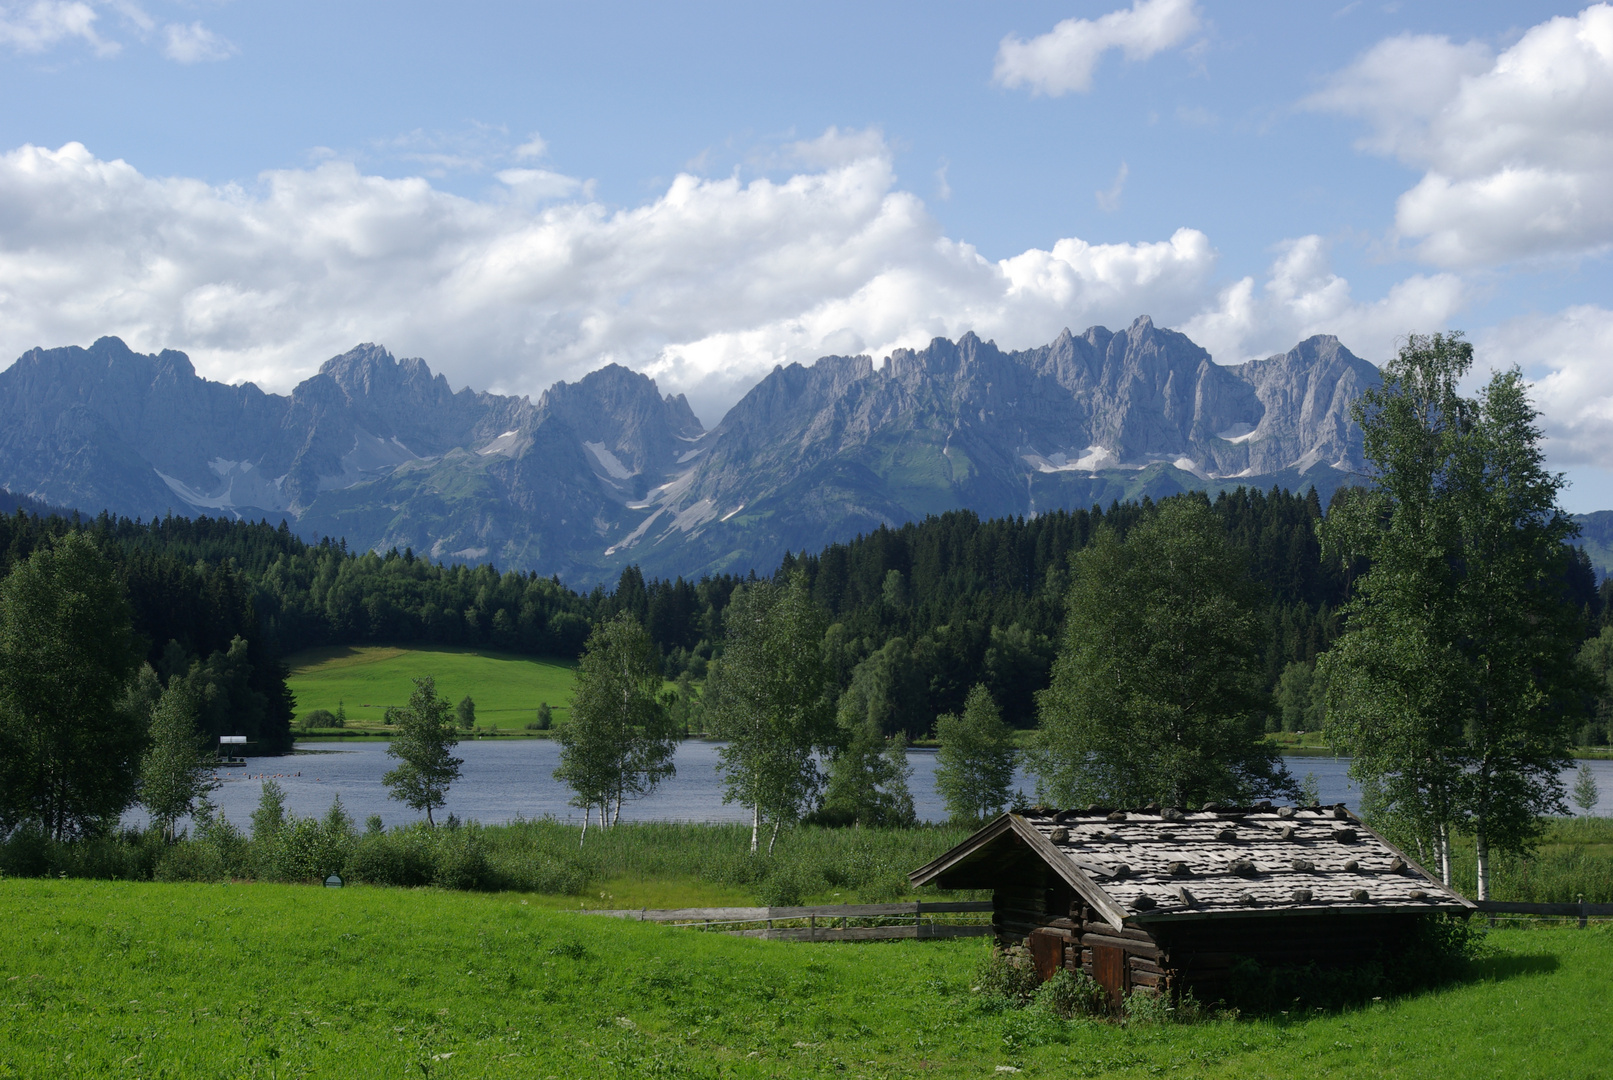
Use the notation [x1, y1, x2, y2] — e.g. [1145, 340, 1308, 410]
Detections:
[991, 863, 1169, 1000]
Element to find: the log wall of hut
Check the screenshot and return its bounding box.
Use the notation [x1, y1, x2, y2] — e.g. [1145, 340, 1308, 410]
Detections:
[988, 855, 1425, 1003]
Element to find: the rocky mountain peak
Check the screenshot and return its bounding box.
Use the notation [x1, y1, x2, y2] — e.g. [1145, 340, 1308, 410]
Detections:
[0, 320, 1385, 586]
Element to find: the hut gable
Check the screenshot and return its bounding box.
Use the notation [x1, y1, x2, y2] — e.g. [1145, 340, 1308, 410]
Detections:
[910, 805, 1474, 1002]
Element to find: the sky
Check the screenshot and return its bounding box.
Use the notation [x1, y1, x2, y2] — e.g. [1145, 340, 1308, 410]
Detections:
[4, 1, 1613, 506]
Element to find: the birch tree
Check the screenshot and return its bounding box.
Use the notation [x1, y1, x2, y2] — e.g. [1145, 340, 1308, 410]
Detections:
[935, 683, 1018, 823]
[140, 680, 219, 842]
[382, 676, 462, 826]
[554, 614, 675, 843]
[1319, 333, 1585, 898]
[709, 573, 834, 854]
[0, 532, 144, 840]
[1031, 498, 1291, 808]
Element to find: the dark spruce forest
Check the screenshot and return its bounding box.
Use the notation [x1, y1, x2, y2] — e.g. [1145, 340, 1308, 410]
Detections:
[4, 483, 1606, 756]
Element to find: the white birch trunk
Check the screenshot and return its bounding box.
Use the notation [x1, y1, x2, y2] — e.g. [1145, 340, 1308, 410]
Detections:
[768, 819, 781, 857]
[1438, 822, 1452, 887]
[1475, 819, 1490, 901]
[750, 800, 760, 855]
[579, 805, 590, 847]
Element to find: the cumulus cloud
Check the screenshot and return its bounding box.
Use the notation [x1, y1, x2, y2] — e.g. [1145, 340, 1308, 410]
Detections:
[162, 20, 235, 63]
[994, 0, 1200, 96]
[1309, 4, 1613, 265]
[0, 1, 116, 55]
[0, 134, 1453, 426]
[1180, 235, 1467, 366]
[1481, 306, 1613, 470]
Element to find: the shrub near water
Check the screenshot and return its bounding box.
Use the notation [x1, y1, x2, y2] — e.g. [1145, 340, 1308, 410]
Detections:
[0, 809, 976, 906]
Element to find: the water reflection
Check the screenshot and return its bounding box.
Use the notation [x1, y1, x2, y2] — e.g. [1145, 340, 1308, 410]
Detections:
[128, 740, 1613, 832]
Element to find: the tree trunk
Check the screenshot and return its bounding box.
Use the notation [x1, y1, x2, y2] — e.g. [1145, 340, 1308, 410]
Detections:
[768, 819, 781, 857]
[579, 804, 589, 847]
[1438, 822, 1452, 887]
[612, 793, 622, 827]
[750, 800, 760, 855]
[426, 804, 435, 828]
[1475, 818, 1490, 901]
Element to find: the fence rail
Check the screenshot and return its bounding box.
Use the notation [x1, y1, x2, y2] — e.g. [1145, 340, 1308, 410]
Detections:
[1473, 899, 1613, 928]
[581, 900, 994, 942]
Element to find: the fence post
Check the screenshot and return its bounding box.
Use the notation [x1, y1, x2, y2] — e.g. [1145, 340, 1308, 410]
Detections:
[810, 914, 816, 941]
[1580, 894, 1588, 930]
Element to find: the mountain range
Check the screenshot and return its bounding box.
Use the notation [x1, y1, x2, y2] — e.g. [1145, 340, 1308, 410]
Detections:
[0, 316, 1382, 585]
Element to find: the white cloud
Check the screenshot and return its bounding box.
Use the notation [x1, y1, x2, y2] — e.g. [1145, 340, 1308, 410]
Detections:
[994, 0, 1200, 96]
[0, 137, 1228, 421]
[494, 168, 585, 201]
[1095, 161, 1128, 212]
[0, 135, 1454, 428]
[1482, 306, 1613, 470]
[0, 1, 116, 56]
[513, 134, 548, 161]
[162, 20, 234, 63]
[1309, 5, 1613, 266]
[1180, 235, 1467, 366]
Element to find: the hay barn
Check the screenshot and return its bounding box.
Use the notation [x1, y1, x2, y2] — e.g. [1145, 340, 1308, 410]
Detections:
[909, 804, 1474, 1003]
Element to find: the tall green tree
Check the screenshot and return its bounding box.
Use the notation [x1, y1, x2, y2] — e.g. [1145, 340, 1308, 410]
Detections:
[935, 683, 1018, 823]
[382, 675, 463, 826]
[709, 572, 835, 854]
[0, 532, 144, 839]
[1032, 497, 1291, 808]
[1319, 333, 1585, 897]
[139, 679, 219, 842]
[554, 614, 676, 842]
[817, 683, 916, 828]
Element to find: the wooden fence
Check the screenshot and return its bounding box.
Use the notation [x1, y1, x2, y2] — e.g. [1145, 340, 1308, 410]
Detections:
[1473, 899, 1613, 928]
[585, 898, 1612, 937]
[582, 900, 995, 942]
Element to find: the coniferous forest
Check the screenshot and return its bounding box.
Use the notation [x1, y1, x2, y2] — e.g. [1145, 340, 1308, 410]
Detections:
[0, 483, 1605, 754]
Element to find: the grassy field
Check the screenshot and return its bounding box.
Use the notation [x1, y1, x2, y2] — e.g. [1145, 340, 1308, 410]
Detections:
[2, 879, 1609, 1079]
[284, 645, 577, 732]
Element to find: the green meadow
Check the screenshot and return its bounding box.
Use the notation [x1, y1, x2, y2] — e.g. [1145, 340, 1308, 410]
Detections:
[284, 645, 577, 732]
[1, 879, 1609, 1079]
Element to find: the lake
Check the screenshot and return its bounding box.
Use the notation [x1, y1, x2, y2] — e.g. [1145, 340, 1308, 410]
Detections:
[131, 740, 1613, 831]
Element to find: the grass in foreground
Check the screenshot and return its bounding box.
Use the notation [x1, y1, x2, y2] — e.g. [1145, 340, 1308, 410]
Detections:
[2, 879, 1610, 1079]
[284, 644, 576, 731]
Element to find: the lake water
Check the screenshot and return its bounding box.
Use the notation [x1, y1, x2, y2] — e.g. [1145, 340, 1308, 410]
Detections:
[129, 740, 1613, 831]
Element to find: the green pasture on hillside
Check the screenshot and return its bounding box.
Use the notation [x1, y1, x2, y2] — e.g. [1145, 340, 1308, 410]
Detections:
[284, 645, 576, 731]
[2, 879, 1610, 1079]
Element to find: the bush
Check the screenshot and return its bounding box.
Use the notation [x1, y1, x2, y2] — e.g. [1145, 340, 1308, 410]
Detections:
[431, 825, 491, 890]
[1122, 987, 1204, 1025]
[487, 851, 590, 895]
[0, 824, 53, 878]
[155, 841, 226, 883]
[1033, 968, 1108, 1019]
[193, 804, 252, 879]
[973, 945, 1040, 1006]
[346, 828, 435, 887]
[54, 830, 159, 881]
[756, 859, 814, 907]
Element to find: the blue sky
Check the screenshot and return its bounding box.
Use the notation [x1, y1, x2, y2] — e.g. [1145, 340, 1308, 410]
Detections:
[5, 1, 1613, 506]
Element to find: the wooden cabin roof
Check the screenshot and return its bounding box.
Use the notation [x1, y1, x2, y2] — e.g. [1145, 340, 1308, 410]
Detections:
[909, 805, 1474, 931]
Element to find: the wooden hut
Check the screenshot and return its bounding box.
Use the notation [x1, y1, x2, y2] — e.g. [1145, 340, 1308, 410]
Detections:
[909, 804, 1473, 1003]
